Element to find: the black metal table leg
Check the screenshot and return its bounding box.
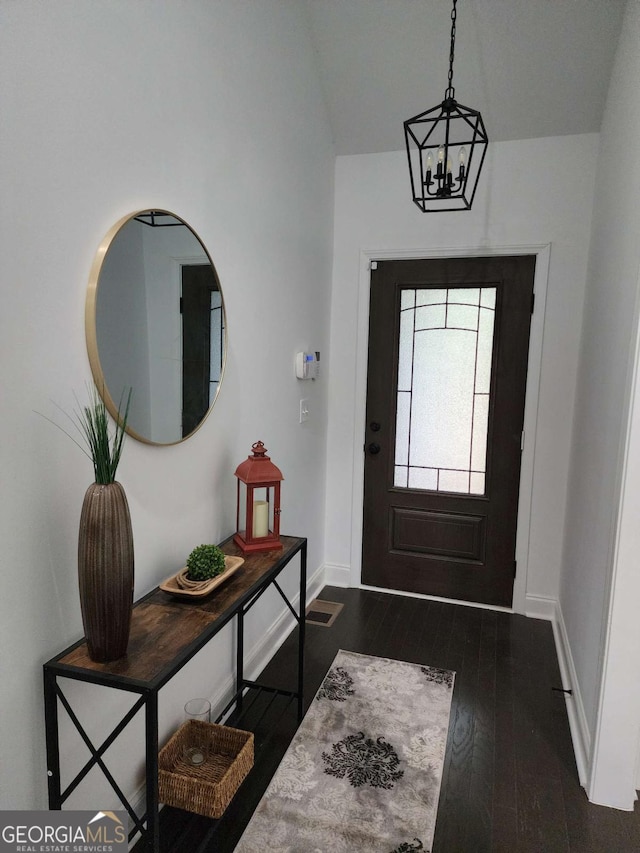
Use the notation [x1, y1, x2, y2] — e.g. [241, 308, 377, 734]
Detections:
[236, 607, 245, 716]
[43, 667, 61, 809]
[145, 692, 159, 852]
[298, 542, 307, 721]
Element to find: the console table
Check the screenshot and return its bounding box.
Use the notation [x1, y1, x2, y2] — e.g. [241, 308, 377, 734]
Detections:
[43, 535, 307, 852]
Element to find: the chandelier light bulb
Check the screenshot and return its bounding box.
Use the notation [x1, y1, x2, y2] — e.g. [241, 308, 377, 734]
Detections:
[458, 146, 467, 165]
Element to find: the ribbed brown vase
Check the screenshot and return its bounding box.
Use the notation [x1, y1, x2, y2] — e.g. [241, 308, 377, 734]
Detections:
[78, 481, 134, 662]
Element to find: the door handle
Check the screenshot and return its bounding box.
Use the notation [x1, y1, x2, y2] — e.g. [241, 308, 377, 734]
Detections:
[368, 442, 381, 455]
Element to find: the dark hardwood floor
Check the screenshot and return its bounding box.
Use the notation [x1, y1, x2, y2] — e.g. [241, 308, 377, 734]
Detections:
[140, 586, 640, 852]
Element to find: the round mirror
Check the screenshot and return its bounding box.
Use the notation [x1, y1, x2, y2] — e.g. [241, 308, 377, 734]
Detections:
[86, 210, 226, 445]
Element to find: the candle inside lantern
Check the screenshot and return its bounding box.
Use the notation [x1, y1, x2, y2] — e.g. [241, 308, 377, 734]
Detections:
[253, 500, 269, 538]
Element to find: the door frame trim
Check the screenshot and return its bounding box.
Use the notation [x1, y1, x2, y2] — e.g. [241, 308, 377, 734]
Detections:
[349, 243, 551, 614]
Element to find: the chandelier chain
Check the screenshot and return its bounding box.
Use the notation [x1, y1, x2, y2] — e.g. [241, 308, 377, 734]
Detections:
[446, 0, 457, 100]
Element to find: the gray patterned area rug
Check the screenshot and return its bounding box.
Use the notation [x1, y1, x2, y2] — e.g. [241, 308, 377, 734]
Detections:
[235, 649, 455, 853]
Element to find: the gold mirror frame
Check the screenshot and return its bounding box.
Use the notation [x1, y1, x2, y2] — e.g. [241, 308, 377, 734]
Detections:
[86, 209, 227, 445]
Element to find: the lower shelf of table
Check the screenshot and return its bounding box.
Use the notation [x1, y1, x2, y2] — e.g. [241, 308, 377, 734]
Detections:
[132, 686, 302, 853]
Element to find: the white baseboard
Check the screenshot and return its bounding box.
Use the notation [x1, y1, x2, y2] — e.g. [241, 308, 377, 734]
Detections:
[525, 593, 590, 787]
[323, 562, 351, 587]
[128, 788, 149, 847]
[524, 593, 558, 621]
[549, 600, 591, 786]
[126, 560, 327, 844]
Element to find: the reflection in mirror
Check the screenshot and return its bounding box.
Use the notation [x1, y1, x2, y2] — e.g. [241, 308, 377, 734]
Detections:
[86, 210, 226, 444]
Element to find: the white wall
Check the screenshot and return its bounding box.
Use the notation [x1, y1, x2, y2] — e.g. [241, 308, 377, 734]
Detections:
[0, 0, 334, 810]
[562, 0, 640, 809]
[325, 134, 598, 610]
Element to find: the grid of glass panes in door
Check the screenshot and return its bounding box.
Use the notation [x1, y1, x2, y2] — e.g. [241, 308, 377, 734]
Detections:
[394, 286, 496, 495]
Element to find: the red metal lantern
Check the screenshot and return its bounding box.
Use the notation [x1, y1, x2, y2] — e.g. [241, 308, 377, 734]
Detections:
[234, 441, 283, 553]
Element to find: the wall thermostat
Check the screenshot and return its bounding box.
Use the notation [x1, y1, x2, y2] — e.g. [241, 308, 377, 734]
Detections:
[295, 351, 320, 380]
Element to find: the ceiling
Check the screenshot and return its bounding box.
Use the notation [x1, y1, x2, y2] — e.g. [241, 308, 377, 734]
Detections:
[303, 0, 626, 155]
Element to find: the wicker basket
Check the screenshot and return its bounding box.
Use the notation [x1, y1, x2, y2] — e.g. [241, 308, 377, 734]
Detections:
[158, 719, 254, 819]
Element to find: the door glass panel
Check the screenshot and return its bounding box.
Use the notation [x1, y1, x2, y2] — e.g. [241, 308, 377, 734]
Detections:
[394, 286, 496, 494]
[397, 307, 415, 392]
[416, 288, 447, 306]
[395, 391, 410, 465]
[416, 304, 447, 330]
[408, 467, 438, 490]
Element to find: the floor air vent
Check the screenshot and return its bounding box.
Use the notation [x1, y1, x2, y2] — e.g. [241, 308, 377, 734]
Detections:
[305, 599, 344, 627]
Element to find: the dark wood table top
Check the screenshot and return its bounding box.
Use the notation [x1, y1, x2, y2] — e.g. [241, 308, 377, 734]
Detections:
[46, 535, 305, 689]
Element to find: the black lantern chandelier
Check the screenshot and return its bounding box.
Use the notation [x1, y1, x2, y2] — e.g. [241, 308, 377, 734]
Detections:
[404, 0, 488, 212]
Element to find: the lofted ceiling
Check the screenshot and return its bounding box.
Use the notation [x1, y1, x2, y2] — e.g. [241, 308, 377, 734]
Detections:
[303, 0, 626, 155]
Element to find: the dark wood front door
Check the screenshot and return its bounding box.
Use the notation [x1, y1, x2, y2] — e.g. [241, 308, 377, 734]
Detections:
[362, 256, 535, 607]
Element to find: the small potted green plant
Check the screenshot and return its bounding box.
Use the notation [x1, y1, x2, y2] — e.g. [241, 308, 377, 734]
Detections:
[161, 542, 244, 598]
[185, 544, 226, 581]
